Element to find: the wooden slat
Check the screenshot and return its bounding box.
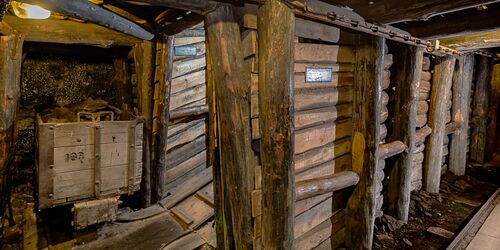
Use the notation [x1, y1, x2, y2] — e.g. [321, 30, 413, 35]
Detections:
[295, 17, 340, 43]
[294, 43, 354, 63]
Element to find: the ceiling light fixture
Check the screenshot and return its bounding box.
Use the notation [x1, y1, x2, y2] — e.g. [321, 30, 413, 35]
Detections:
[11, 2, 50, 19]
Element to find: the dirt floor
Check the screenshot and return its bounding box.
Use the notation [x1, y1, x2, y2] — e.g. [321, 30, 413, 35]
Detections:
[374, 166, 499, 250]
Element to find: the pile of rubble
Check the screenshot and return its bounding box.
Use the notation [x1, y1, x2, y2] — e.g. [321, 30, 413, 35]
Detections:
[40, 98, 123, 123]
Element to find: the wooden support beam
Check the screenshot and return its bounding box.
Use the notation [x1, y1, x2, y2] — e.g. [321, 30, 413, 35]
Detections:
[122, 0, 218, 15]
[18, 0, 153, 40]
[134, 40, 155, 207]
[486, 64, 500, 161]
[378, 141, 406, 160]
[205, 5, 254, 249]
[333, 0, 500, 24]
[112, 58, 133, 120]
[345, 34, 384, 250]
[449, 54, 475, 175]
[153, 35, 174, 203]
[4, 16, 140, 48]
[205, 33, 232, 249]
[386, 43, 423, 222]
[424, 55, 456, 193]
[440, 30, 500, 51]
[296, 171, 360, 201]
[397, 4, 500, 39]
[258, 0, 295, 248]
[470, 55, 493, 163]
[0, 34, 23, 219]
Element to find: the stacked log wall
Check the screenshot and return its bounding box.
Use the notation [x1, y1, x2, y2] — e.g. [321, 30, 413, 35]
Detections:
[374, 43, 392, 217]
[411, 55, 432, 191]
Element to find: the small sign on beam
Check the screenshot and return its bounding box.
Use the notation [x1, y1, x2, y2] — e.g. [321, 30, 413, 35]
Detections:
[305, 67, 333, 83]
[174, 46, 197, 56]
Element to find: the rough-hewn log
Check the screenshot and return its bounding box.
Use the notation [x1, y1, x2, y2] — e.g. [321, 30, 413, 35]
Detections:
[259, 1, 295, 248]
[162, 13, 205, 36]
[440, 30, 500, 51]
[206, 5, 254, 249]
[334, 0, 500, 24]
[153, 35, 174, 203]
[345, 35, 384, 250]
[134, 40, 155, 207]
[397, 4, 500, 39]
[386, 44, 423, 222]
[415, 126, 432, 144]
[296, 171, 359, 201]
[424, 55, 456, 193]
[122, 0, 218, 14]
[449, 58, 474, 175]
[0, 34, 23, 220]
[18, 0, 153, 40]
[470, 56, 493, 163]
[4, 15, 140, 47]
[486, 64, 500, 161]
[205, 33, 232, 249]
[378, 141, 406, 160]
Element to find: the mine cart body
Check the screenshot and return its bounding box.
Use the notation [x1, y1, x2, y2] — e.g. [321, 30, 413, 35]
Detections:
[35, 114, 143, 210]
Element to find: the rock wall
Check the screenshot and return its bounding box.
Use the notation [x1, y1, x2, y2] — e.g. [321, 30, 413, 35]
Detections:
[13, 53, 115, 184]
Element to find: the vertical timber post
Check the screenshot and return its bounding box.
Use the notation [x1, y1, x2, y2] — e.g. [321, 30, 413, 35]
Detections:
[134, 40, 155, 207]
[0, 34, 23, 219]
[345, 34, 384, 250]
[153, 35, 174, 203]
[386, 44, 423, 222]
[205, 5, 254, 249]
[424, 55, 456, 193]
[112, 57, 132, 120]
[206, 32, 233, 249]
[470, 55, 492, 164]
[449, 54, 474, 175]
[486, 63, 500, 161]
[258, 0, 295, 249]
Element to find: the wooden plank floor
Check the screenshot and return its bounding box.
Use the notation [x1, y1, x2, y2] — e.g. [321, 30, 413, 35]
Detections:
[466, 196, 500, 250]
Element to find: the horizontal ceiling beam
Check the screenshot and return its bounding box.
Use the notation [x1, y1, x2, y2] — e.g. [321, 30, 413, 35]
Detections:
[328, 0, 500, 24]
[397, 4, 500, 39]
[121, 0, 219, 14]
[440, 30, 500, 51]
[4, 15, 141, 48]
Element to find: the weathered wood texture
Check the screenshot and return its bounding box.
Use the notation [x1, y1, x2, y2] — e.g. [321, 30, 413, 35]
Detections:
[424, 55, 456, 193]
[449, 54, 475, 175]
[152, 35, 174, 203]
[345, 35, 384, 250]
[486, 64, 500, 161]
[386, 44, 423, 222]
[410, 55, 432, 191]
[4, 16, 141, 48]
[0, 34, 23, 218]
[258, 1, 295, 248]
[296, 171, 359, 201]
[206, 5, 254, 249]
[333, 0, 499, 24]
[113, 58, 132, 120]
[470, 56, 493, 163]
[398, 5, 500, 39]
[440, 30, 500, 51]
[17, 0, 153, 40]
[134, 40, 155, 207]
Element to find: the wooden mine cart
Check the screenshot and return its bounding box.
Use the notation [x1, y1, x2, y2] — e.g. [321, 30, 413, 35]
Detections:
[35, 112, 143, 212]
